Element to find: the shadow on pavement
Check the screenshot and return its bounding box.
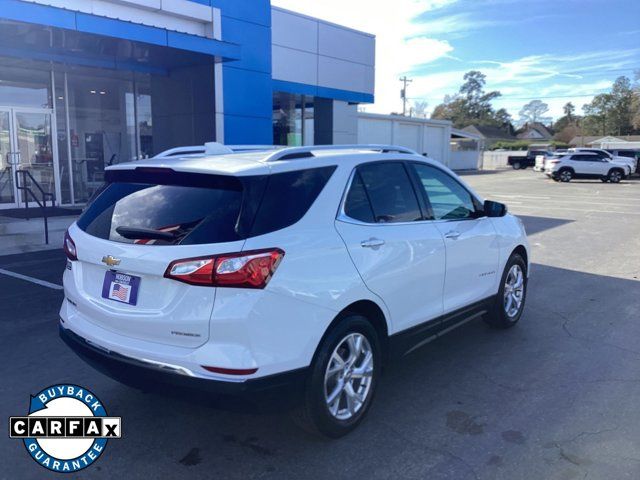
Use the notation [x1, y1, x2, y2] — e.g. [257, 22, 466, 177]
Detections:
[516, 215, 574, 236]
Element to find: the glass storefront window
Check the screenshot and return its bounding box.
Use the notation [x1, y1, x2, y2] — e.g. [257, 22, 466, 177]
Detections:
[0, 64, 51, 108]
[0, 54, 215, 207]
[273, 92, 314, 146]
[64, 71, 137, 203]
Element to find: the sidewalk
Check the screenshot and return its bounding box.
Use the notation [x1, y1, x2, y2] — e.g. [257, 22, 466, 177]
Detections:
[0, 215, 77, 255]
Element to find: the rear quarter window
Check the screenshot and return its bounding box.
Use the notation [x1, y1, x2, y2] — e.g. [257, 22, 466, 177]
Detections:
[249, 166, 336, 236]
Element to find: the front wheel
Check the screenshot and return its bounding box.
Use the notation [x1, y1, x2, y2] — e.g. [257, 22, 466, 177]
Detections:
[292, 316, 381, 438]
[608, 169, 623, 183]
[484, 253, 527, 329]
[558, 169, 573, 182]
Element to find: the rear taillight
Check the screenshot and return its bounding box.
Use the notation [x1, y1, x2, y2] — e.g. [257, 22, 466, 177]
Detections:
[164, 248, 284, 289]
[63, 230, 77, 261]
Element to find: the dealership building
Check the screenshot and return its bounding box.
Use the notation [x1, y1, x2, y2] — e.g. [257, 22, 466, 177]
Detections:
[0, 0, 375, 207]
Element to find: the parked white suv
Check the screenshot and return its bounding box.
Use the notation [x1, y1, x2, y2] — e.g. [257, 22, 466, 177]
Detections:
[60, 145, 530, 437]
[571, 148, 636, 175]
[545, 151, 628, 183]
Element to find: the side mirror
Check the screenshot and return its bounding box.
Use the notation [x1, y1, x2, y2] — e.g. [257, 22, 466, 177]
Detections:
[484, 200, 508, 217]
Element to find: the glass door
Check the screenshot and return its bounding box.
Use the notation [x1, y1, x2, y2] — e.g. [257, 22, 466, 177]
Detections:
[0, 109, 16, 205]
[13, 109, 56, 206]
[0, 108, 57, 208]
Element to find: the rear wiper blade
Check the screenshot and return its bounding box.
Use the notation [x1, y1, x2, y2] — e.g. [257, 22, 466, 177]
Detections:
[115, 226, 178, 241]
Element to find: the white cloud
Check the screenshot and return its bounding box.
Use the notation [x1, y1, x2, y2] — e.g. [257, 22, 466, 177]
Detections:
[271, 1, 639, 120]
[272, 0, 459, 113]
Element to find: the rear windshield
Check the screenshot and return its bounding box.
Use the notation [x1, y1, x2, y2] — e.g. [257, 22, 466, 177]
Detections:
[77, 166, 335, 245]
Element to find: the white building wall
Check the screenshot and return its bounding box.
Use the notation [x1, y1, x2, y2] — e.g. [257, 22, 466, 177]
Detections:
[271, 7, 375, 96]
[358, 113, 452, 167]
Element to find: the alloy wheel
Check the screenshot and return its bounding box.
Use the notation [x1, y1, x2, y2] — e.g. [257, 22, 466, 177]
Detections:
[503, 264, 525, 318]
[324, 333, 373, 420]
[560, 171, 572, 182]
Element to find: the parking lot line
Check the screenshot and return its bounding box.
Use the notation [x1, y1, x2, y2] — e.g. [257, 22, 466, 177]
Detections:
[511, 205, 640, 215]
[0, 268, 64, 290]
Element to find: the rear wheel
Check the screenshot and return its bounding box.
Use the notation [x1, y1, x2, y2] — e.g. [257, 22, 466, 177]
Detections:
[292, 316, 381, 438]
[512, 161, 521, 170]
[484, 253, 527, 329]
[558, 169, 573, 182]
[608, 169, 623, 183]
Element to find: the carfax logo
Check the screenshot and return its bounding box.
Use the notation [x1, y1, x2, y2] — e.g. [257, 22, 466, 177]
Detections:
[9, 384, 121, 473]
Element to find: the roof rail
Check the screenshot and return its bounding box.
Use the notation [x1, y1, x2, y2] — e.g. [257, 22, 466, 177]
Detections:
[153, 143, 281, 159]
[264, 144, 418, 162]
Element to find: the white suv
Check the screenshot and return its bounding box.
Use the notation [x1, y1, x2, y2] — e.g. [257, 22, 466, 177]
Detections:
[545, 151, 628, 183]
[60, 145, 530, 437]
[571, 148, 636, 175]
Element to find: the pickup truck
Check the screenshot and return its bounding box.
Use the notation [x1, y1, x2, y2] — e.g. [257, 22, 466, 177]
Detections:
[507, 150, 551, 169]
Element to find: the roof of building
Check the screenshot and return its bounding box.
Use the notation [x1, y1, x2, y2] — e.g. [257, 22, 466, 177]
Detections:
[517, 122, 554, 139]
[462, 125, 515, 140]
[569, 135, 640, 146]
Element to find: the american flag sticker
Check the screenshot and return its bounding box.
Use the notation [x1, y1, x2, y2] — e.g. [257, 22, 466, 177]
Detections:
[102, 271, 140, 305]
[109, 282, 131, 303]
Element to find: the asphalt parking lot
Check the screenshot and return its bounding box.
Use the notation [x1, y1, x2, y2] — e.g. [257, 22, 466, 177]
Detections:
[1, 170, 639, 480]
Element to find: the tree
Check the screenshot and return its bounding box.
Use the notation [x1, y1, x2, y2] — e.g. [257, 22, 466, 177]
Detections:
[412, 100, 429, 118]
[431, 71, 508, 130]
[583, 93, 613, 136]
[563, 102, 575, 122]
[518, 100, 549, 124]
[633, 71, 640, 130]
[608, 76, 634, 135]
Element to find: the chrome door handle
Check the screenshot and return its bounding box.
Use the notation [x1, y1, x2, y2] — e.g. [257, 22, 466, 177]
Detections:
[444, 231, 461, 240]
[361, 238, 385, 248]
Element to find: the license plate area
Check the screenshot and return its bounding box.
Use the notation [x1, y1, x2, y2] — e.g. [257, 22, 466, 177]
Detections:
[101, 271, 140, 306]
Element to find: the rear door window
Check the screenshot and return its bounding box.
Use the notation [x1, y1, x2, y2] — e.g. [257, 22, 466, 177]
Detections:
[352, 162, 423, 223]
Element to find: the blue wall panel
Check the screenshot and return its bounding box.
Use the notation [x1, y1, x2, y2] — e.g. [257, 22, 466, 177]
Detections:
[222, 66, 272, 118]
[272, 79, 375, 104]
[220, 17, 271, 73]
[219, 0, 273, 144]
[211, 0, 271, 27]
[76, 13, 168, 46]
[224, 115, 273, 145]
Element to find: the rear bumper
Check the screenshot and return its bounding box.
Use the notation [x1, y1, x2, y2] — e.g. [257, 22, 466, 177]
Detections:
[60, 325, 307, 410]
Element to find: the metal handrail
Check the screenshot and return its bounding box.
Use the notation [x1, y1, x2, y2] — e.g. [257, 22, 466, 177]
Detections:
[15, 169, 55, 244]
[263, 144, 419, 162]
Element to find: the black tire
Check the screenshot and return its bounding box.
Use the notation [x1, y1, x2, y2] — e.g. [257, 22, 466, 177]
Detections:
[558, 168, 573, 182]
[484, 253, 527, 329]
[512, 161, 521, 170]
[292, 315, 381, 438]
[600, 177, 608, 183]
[608, 169, 623, 183]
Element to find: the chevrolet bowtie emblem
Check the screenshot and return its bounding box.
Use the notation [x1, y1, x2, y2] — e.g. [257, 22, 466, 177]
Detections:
[101, 255, 121, 267]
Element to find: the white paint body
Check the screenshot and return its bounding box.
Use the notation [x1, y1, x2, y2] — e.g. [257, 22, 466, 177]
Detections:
[60, 149, 529, 383]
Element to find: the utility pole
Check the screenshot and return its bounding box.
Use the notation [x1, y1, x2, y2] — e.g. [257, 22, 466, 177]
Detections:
[400, 76, 412, 116]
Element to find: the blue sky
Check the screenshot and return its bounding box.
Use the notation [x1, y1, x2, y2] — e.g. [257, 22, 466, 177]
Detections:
[272, 0, 640, 120]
